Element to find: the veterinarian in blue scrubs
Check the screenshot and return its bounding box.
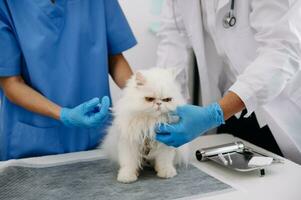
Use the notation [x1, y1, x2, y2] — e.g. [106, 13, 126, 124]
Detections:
[0, 0, 136, 161]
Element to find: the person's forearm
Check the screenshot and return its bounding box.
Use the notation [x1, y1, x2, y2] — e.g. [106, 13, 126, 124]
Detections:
[0, 76, 61, 120]
[218, 91, 245, 120]
[109, 53, 133, 89]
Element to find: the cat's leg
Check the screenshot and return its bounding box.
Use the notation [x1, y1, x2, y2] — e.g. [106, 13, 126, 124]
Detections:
[154, 145, 177, 178]
[117, 138, 140, 183]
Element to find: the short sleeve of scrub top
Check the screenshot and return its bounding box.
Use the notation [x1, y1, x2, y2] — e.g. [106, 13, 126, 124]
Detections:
[0, 7, 21, 76]
[104, 0, 137, 55]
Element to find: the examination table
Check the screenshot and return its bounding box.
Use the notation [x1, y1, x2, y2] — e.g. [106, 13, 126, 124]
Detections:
[0, 134, 300, 200]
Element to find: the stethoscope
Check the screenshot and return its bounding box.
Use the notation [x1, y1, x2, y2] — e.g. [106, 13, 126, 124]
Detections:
[172, 0, 237, 34]
[223, 0, 236, 28]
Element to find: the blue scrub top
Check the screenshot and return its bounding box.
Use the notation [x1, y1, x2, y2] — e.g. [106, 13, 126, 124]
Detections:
[0, 0, 137, 161]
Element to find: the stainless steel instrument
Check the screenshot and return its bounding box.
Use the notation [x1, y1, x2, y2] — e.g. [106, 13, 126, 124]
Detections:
[196, 141, 284, 176]
[196, 141, 245, 161]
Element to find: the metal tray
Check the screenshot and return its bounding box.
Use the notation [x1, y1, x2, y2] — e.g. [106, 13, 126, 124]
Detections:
[196, 142, 283, 176]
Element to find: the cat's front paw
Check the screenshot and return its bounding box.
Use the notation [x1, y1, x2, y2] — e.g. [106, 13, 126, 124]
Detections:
[156, 165, 177, 179]
[117, 168, 138, 183]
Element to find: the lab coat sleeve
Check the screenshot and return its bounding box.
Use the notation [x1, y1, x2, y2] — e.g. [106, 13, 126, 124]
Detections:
[156, 0, 193, 101]
[0, 5, 21, 77]
[229, 0, 301, 117]
[104, 0, 137, 55]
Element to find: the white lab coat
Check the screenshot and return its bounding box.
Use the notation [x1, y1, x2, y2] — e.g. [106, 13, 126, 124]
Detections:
[156, 0, 301, 163]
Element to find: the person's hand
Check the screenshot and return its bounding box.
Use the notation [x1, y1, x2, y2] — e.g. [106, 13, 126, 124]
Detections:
[155, 103, 225, 147]
[60, 96, 110, 128]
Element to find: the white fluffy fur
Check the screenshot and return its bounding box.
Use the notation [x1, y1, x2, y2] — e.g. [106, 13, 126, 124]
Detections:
[102, 67, 189, 183]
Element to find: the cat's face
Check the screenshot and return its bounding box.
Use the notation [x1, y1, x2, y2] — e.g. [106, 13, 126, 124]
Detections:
[138, 85, 177, 116]
[124, 68, 185, 117]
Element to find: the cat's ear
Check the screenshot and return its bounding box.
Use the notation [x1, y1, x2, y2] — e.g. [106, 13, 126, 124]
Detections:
[135, 71, 146, 86]
[169, 67, 184, 80]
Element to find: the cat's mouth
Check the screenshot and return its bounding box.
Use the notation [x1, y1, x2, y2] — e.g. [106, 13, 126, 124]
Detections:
[156, 106, 167, 114]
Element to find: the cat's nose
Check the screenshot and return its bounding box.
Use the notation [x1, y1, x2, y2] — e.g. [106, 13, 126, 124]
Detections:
[156, 102, 162, 106]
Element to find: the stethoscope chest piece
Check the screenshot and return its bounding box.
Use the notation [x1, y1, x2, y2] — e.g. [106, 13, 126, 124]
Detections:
[223, 12, 236, 28]
[223, 0, 236, 29]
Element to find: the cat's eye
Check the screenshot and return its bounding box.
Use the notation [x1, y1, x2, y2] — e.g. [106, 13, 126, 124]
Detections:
[162, 98, 172, 102]
[145, 97, 156, 102]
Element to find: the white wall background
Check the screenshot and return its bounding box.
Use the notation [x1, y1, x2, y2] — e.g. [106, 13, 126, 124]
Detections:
[110, 0, 162, 103]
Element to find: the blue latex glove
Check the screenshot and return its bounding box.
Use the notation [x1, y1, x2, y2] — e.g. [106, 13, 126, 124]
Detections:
[60, 96, 110, 128]
[155, 103, 225, 147]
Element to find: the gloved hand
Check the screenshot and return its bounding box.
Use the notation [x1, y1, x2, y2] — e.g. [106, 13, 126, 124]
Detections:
[60, 96, 110, 128]
[155, 103, 225, 147]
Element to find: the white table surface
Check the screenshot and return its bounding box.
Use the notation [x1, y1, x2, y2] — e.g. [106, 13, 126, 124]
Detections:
[1, 134, 300, 200]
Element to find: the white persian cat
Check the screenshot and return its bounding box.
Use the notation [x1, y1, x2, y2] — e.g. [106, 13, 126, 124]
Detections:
[102, 67, 189, 183]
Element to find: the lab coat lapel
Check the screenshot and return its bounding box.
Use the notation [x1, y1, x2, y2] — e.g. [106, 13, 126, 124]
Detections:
[217, 0, 230, 13]
[177, 0, 213, 105]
